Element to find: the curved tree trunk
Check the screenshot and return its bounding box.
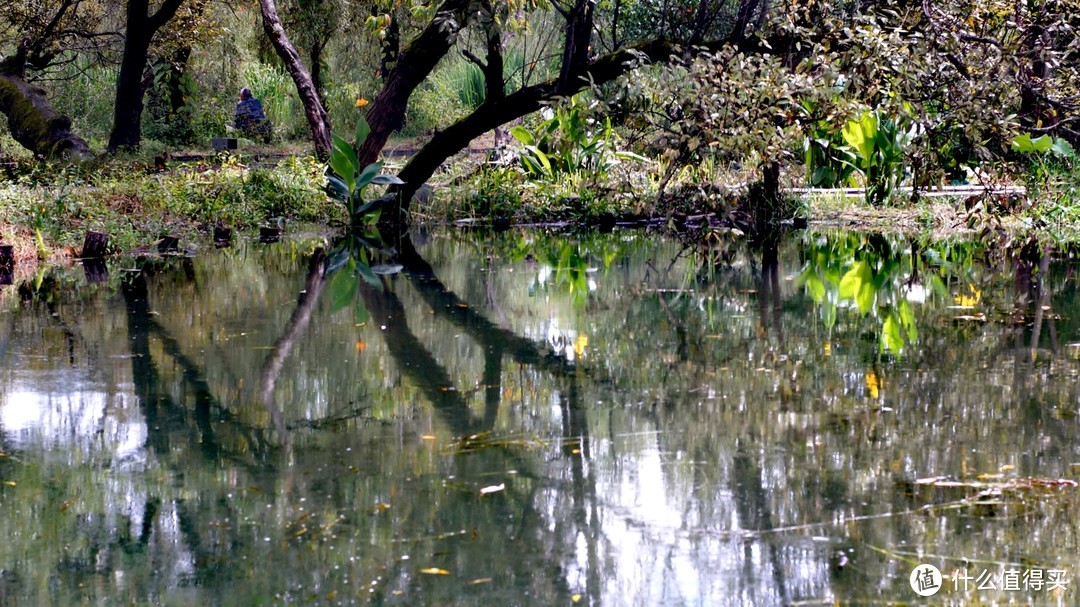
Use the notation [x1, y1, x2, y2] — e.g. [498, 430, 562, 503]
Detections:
[382, 40, 699, 226]
[0, 72, 91, 159]
[259, 0, 332, 158]
[354, 0, 471, 167]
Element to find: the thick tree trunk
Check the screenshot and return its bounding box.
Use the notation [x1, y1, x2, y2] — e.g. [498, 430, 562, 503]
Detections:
[259, 0, 332, 158]
[108, 30, 153, 151]
[0, 72, 92, 159]
[107, 0, 186, 152]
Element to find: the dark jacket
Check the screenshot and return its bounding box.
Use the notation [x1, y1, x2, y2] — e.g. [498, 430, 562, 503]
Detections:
[235, 97, 268, 132]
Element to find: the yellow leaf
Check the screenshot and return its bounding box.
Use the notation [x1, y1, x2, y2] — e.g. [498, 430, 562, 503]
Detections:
[420, 568, 450, 575]
[953, 286, 981, 307]
[866, 371, 879, 399]
[573, 334, 588, 357]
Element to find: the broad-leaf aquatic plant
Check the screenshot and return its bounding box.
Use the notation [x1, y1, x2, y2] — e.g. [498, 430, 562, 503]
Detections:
[510, 95, 646, 181]
[840, 110, 914, 206]
[325, 119, 405, 228]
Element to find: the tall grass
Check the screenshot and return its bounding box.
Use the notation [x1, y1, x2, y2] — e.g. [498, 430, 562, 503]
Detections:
[241, 63, 307, 140]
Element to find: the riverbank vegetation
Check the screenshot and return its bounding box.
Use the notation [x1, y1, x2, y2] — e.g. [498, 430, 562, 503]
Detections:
[3, 0, 1080, 254]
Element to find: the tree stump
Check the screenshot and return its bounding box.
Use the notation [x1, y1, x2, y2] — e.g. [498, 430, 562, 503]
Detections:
[80, 231, 109, 258]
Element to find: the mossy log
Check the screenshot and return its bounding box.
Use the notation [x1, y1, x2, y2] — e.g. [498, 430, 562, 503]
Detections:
[0, 72, 92, 160]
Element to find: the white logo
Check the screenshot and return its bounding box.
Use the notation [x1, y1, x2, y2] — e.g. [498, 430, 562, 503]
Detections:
[911, 564, 943, 597]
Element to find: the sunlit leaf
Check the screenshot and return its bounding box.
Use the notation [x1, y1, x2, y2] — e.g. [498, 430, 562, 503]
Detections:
[803, 273, 826, 302]
[839, 261, 874, 314]
[419, 568, 450, 575]
[881, 313, 903, 353]
[509, 125, 534, 146]
[821, 301, 837, 331]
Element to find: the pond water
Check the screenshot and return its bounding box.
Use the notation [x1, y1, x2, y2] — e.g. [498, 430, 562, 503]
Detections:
[0, 228, 1076, 606]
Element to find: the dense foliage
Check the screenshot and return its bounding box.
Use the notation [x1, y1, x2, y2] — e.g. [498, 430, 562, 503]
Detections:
[2, 0, 1080, 231]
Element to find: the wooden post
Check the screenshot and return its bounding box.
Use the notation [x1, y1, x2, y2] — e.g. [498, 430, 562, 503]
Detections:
[81, 231, 110, 258]
[157, 235, 180, 254]
[0, 244, 13, 285]
[214, 226, 232, 248]
[260, 226, 282, 243]
[82, 259, 109, 284]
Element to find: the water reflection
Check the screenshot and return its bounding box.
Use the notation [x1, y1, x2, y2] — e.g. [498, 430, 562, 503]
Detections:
[0, 229, 1076, 606]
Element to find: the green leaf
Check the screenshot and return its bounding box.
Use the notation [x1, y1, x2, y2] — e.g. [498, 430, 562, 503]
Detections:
[897, 299, 918, 342]
[803, 273, 827, 302]
[325, 175, 350, 201]
[838, 260, 874, 314]
[356, 261, 382, 288]
[371, 173, 405, 185]
[821, 301, 837, 331]
[330, 135, 359, 191]
[1051, 137, 1076, 158]
[523, 145, 552, 175]
[352, 193, 393, 217]
[510, 126, 535, 146]
[842, 111, 878, 169]
[614, 150, 648, 163]
[1011, 133, 1053, 153]
[333, 133, 361, 174]
[328, 264, 357, 314]
[354, 119, 371, 149]
[355, 300, 370, 325]
[355, 161, 383, 190]
[881, 313, 903, 353]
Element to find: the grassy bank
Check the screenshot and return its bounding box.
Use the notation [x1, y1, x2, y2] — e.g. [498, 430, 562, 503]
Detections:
[1, 144, 1079, 268]
[0, 151, 339, 263]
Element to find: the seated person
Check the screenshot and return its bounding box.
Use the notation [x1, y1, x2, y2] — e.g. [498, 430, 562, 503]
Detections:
[234, 87, 273, 142]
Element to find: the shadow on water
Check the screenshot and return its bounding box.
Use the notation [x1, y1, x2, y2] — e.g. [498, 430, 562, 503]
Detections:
[0, 226, 1076, 605]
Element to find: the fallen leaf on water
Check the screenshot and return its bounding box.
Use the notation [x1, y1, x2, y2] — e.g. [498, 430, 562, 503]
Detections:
[915, 476, 1078, 490]
[572, 594, 582, 603]
[479, 484, 505, 495]
[419, 568, 450, 575]
[468, 578, 493, 585]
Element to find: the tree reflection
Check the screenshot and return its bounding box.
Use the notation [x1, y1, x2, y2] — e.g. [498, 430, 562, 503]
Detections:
[1, 230, 1078, 606]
